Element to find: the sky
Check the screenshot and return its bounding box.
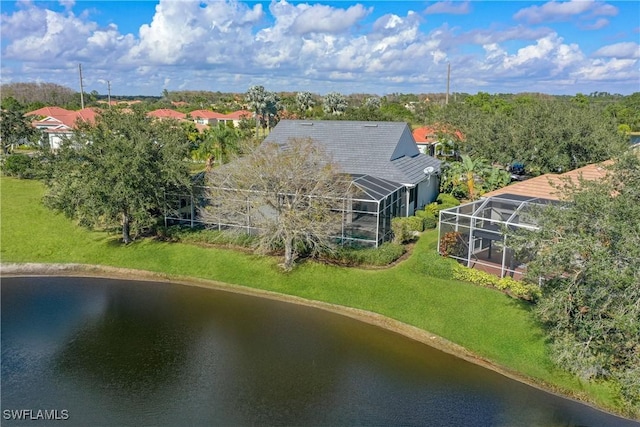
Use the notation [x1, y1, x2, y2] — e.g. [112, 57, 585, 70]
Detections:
[1, 0, 639, 97]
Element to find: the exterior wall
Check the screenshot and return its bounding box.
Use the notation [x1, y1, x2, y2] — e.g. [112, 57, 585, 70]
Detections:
[414, 174, 440, 212]
[409, 175, 440, 215]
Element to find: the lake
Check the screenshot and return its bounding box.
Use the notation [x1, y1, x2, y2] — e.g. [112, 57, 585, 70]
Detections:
[2, 276, 638, 426]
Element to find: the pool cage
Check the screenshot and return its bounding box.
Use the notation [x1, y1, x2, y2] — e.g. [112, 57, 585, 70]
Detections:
[164, 174, 408, 247]
[438, 194, 555, 278]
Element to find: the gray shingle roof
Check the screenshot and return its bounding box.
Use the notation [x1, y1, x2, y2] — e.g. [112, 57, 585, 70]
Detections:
[263, 120, 441, 186]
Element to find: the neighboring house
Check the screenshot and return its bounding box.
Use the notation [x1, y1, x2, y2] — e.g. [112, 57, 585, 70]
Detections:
[189, 110, 252, 128]
[167, 120, 441, 247]
[26, 107, 98, 150]
[438, 162, 610, 278]
[189, 110, 221, 126]
[412, 125, 463, 157]
[222, 110, 252, 128]
[147, 109, 187, 120]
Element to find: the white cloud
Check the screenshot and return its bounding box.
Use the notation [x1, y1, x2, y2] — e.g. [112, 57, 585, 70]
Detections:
[464, 25, 553, 45]
[126, 0, 264, 66]
[514, 0, 617, 25]
[2, 7, 98, 61]
[290, 3, 371, 34]
[59, 0, 75, 9]
[593, 42, 640, 59]
[424, 1, 470, 15]
[580, 18, 610, 30]
[573, 58, 638, 81]
[0, 0, 637, 95]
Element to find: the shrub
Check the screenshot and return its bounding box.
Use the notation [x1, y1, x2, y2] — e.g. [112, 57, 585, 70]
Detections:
[406, 216, 424, 232]
[392, 217, 413, 244]
[452, 263, 540, 301]
[437, 193, 460, 208]
[322, 243, 405, 266]
[160, 225, 257, 247]
[439, 231, 466, 257]
[422, 216, 437, 230]
[424, 202, 440, 218]
[2, 154, 36, 179]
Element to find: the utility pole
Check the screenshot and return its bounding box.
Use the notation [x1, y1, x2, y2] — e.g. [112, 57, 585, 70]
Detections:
[446, 62, 450, 105]
[78, 64, 85, 109]
[107, 80, 112, 108]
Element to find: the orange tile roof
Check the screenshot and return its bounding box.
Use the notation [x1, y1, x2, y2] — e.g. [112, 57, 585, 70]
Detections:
[147, 109, 186, 119]
[189, 109, 222, 119]
[412, 125, 464, 144]
[25, 106, 74, 117]
[224, 110, 252, 120]
[482, 162, 612, 201]
[29, 107, 99, 129]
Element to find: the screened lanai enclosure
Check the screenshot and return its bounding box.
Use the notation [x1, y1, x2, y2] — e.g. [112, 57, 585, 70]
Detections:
[438, 194, 556, 279]
[164, 174, 407, 247]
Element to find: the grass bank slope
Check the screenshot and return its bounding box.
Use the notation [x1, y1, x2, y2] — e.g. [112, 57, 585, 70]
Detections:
[0, 177, 625, 414]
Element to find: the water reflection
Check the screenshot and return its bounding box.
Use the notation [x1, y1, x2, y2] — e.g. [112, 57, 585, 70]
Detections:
[2, 277, 638, 426]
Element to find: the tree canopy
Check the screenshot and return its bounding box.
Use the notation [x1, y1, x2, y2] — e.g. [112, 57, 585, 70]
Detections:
[436, 94, 629, 175]
[0, 105, 40, 154]
[201, 138, 352, 270]
[510, 151, 640, 411]
[43, 109, 192, 243]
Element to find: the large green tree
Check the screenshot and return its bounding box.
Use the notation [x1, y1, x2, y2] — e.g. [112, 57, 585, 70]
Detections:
[0, 106, 39, 154]
[510, 152, 640, 411]
[437, 95, 628, 175]
[43, 109, 191, 243]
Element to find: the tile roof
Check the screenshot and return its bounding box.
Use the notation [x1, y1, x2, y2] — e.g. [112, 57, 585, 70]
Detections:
[263, 120, 441, 185]
[28, 107, 98, 129]
[224, 110, 252, 120]
[25, 106, 74, 117]
[482, 162, 612, 201]
[147, 109, 187, 119]
[412, 125, 464, 144]
[189, 110, 220, 120]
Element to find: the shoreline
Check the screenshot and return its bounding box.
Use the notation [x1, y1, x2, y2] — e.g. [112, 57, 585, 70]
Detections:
[2, 262, 637, 422]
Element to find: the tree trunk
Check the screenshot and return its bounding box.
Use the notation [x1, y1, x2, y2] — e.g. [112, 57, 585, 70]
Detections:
[122, 212, 131, 244]
[283, 238, 294, 271]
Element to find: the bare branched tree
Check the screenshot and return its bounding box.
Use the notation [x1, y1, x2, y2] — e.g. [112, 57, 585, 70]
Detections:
[201, 138, 352, 270]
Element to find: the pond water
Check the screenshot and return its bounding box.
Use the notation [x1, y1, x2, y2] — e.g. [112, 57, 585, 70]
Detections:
[2, 276, 638, 426]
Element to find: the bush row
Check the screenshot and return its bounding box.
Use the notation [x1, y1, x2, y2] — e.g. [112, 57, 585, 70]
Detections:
[324, 242, 406, 267]
[158, 225, 257, 247]
[160, 225, 406, 267]
[392, 193, 462, 243]
[452, 263, 541, 301]
[1, 154, 43, 179]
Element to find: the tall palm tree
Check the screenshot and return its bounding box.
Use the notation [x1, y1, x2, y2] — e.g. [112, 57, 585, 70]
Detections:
[296, 91, 315, 118]
[193, 124, 239, 171]
[460, 154, 488, 200]
[246, 85, 267, 136]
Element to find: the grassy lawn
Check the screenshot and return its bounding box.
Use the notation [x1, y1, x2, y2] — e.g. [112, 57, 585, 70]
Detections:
[0, 176, 626, 415]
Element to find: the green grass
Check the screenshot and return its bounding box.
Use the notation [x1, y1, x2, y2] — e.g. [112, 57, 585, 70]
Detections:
[0, 176, 630, 417]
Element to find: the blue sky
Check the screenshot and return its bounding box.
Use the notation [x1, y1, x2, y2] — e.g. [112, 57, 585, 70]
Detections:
[1, 1, 639, 97]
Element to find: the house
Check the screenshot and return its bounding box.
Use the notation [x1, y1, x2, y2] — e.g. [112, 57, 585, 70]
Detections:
[412, 125, 463, 157]
[26, 107, 98, 150]
[147, 109, 187, 120]
[438, 162, 611, 278]
[264, 120, 441, 214]
[189, 110, 221, 126]
[189, 109, 252, 128]
[166, 120, 441, 246]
